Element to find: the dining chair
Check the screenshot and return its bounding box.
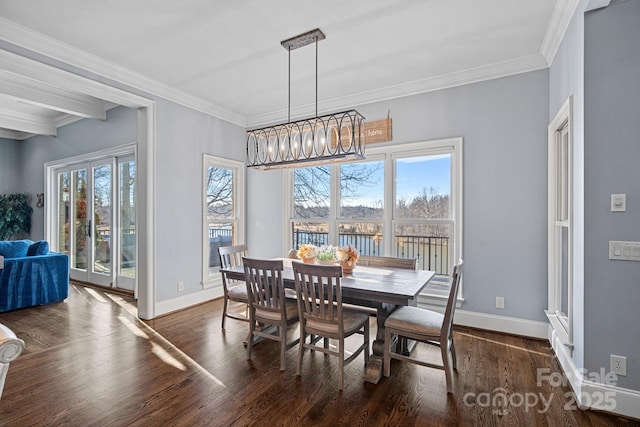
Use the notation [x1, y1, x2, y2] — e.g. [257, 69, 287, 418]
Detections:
[357, 255, 416, 270]
[292, 262, 370, 391]
[383, 259, 463, 394]
[218, 244, 249, 329]
[243, 257, 299, 371]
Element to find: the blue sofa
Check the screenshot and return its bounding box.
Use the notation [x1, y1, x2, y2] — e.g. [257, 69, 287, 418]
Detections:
[0, 240, 69, 313]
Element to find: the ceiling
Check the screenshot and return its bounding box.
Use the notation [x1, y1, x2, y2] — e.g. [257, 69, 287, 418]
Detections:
[0, 0, 571, 140]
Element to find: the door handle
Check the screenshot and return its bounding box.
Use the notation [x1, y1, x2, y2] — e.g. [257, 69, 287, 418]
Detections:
[85, 219, 91, 237]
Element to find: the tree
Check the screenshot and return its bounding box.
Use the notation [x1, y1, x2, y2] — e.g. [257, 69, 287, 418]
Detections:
[206, 166, 233, 217]
[293, 163, 383, 218]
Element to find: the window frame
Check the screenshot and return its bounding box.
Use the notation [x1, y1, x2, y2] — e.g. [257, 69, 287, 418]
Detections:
[202, 155, 245, 289]
[284, 137, 463, 304]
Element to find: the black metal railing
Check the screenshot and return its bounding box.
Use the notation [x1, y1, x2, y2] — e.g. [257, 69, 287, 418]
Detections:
[292, 230, 450, 275]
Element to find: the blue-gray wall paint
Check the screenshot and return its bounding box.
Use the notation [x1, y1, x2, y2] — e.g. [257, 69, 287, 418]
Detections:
[153, 98, 245, 301]
[20, 106, 138, 240]
[248, 69, 550, 322]
[549, 0, 588, 375]
[584, 0, 640, 390]
[0, 137, 22, 194]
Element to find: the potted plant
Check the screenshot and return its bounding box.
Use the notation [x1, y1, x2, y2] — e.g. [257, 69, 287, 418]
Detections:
[0, 193, 33, 240]
[336, 244, 359, 274]
[316, 245, 337, 265]
[297, 244, 317, 264]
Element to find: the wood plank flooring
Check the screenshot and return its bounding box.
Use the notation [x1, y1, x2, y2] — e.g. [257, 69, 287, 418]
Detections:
[0, 283, 638, 426]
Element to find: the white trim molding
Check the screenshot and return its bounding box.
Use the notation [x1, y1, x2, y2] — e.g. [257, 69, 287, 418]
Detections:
[156, 287, 223, 318]
[454, 310, 549, 339]
[549, 326, 640, 420]
[540, 0, 581, 65]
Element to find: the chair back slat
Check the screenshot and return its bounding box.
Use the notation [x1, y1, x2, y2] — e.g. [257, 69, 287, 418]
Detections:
[293, 262, 342, 327]
[441, 259, 463, 340]
[243, 257, 286, 314]
[357, 255, 416, 270]
[219, 244, 246, 269]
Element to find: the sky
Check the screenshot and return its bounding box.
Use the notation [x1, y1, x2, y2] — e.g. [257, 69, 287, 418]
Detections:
[345, 154, 451, 207]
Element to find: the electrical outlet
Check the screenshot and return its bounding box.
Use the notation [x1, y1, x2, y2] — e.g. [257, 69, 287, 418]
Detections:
[496, 297, 505, 309]
[178, 281, 184, 292]
[611, 355, 627, 376]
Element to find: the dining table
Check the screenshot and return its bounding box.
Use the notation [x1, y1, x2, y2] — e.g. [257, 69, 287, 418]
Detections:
[221, 258, 436, 384]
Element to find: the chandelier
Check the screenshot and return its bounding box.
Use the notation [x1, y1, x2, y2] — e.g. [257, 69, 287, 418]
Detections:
[247, 29, 365, 169]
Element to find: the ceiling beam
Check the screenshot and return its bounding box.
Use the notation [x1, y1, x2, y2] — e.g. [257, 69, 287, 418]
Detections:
[0, 70, 106, 120]
[0, 107, 56, 136]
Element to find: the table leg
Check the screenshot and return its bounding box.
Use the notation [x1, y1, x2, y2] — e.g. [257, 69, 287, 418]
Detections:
[364, 303, 396, 384]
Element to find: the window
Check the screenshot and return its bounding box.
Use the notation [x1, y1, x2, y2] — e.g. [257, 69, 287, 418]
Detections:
[202, 155, 245, 288]
[286, 138, 463, 298]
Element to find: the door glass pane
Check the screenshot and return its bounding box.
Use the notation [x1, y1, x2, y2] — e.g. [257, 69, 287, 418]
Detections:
[395, 154, 451, 219]
[294, 166, 330, 219]
[73, 170, 87, 270]
[338, 223, 382, 256]
[340, 161, 384, 219]
[395, 223, 451, 275]
[58, 172, 70, 255]
[119, 160, 136, 279]
[93, 164, 112, 276]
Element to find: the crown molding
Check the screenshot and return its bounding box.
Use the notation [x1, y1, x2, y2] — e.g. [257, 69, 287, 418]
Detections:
[0, 128, 31, 140]
[585, 0, 612, 12]
[247, 53, 549, 128]
[0, 17, 246, 127]
[540, 0, 581, 65]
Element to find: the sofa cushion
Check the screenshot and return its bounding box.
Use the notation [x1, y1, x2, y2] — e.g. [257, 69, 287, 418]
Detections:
[0, 240, 30, 259]
[27, 240, 50, 256]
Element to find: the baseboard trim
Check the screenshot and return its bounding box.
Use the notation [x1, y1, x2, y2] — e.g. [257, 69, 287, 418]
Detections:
[453, 309, 549, 339]
[155, 286, 223, 317]
[549, 326, 640, 420]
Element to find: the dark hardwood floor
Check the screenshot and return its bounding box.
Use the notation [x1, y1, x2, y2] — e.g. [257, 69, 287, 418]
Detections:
[0, 283, 637, 426]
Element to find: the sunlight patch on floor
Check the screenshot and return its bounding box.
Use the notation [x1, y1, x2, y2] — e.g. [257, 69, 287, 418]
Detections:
[104, 289, 228, 389]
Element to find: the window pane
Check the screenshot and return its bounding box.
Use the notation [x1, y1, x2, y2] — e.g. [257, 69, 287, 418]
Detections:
[338, 223, 383, 256]
[292, 222, 329, 248]
[207, 166, 233, 219]
[294, 166, 330, 219]
[395, 155, 450, 219]
[395, 223, 451, 275]
[340, 161, 384, 219]
[208, 222, 234, 276]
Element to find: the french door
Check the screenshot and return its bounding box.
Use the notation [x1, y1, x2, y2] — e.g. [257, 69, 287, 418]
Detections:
[54, 154, 136, 291]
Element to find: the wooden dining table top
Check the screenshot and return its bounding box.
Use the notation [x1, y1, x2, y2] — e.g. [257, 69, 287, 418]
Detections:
[221, 258, 436, 306]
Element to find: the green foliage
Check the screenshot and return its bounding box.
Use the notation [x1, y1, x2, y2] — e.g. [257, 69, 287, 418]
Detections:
[0, 193, 33, 240]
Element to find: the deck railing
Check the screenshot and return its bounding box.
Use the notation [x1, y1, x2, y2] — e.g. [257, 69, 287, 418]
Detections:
[292, 230, 450, 275]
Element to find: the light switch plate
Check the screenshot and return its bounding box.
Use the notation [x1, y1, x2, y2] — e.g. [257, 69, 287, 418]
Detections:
[609, 241, 640, 261]
[611, 194, 626, 212]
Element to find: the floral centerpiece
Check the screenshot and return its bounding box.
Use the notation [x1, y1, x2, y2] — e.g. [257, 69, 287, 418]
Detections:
[297, 244, 317, 264]
[316, 245, 337, 265]
[336, 244, 359, 274]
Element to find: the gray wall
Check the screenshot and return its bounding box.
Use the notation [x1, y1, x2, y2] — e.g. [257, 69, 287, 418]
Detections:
[0, 137, 22, 194]
[21, 106, 138, 240]
[153, 98, 245, 301]
[248, 69, 550, 322]
[549, 0, 588, 374]
[584, 0, 640, 390]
